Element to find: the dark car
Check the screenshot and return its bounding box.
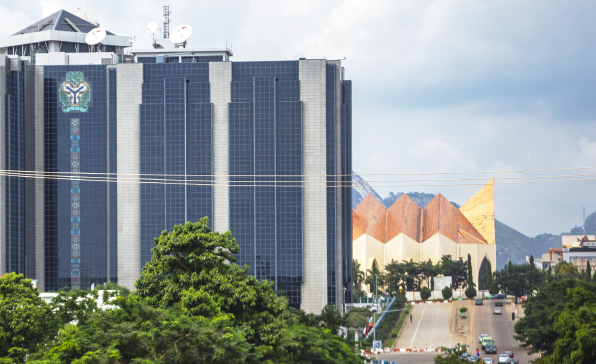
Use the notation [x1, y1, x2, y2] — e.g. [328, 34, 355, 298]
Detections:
[492, 294, 507, 299]
[505, 351, 514, 358]
[495, 300, 503, 306]
[475, 298, 483, 305]
[485, 344, 497, 354]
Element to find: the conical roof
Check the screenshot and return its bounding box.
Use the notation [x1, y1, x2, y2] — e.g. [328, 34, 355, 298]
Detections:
[13, 9, 115, 36]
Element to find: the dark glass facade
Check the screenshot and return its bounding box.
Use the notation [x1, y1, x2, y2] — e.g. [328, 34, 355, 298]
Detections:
[2, 57, 352, 309]
[43, 65, 114, 290]
[139, 63, 213, 268]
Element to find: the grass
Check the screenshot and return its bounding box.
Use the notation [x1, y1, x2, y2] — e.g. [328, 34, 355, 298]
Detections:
[385, 305, 412, 349]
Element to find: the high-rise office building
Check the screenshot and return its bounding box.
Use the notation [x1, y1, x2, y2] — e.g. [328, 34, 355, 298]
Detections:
[0, 10, 352, 312]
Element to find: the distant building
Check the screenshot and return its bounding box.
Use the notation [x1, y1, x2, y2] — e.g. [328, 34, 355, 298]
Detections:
[561, 235, 596, 271]
[353, 180, 496, 293]
[0, 9, 353, 313]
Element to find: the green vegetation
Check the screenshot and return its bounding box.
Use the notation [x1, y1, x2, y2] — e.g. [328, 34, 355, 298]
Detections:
[386, 305, 412, 349]
[0, 218, 362, 364]
[464, 286, 477, 299]
[442, 285, 453, 299]
[420, 286, 432, 300]
[362, 297, 407, 347]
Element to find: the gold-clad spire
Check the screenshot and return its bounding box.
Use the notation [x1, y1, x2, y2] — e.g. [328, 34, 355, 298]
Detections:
[460, 179, 495, 245]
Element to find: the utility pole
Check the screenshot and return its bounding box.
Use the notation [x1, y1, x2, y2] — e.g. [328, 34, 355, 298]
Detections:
[374, 274, 377, 341]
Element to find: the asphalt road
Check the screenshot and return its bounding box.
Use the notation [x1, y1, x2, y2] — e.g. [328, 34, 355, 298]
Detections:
[393, 303, 454, 350]
[471, 299, 537, 364]
[373, 299, 540, 364]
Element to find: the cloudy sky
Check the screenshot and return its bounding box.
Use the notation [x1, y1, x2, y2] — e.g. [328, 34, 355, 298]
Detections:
[3, 0, 595, 236]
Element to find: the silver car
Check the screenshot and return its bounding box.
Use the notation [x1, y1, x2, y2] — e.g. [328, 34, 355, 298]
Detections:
[498, 354, 510, 363]
[483, 359, 494, 364]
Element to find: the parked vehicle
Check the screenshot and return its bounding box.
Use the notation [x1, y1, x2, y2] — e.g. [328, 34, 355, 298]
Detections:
[479, 334, 488, 343]
[498, 354, 510, 363]
[475, 298, 483, 305]
[504, 351, 514, 358]
[483, 359, 494, 364]
[493, 308, 502, 315]
[485, 344, 497, 354]
[492, 294, 507, 299]
[495, 300, 503, 306]
[465, 355, 481, 362]
[507, 359, 519, 364]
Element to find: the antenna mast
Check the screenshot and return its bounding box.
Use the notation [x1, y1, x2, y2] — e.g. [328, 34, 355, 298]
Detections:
[584, 207, 586, 235]
[163, 6, 171, 39]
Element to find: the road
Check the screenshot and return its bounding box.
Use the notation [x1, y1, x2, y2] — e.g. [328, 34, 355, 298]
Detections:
[373, 299, 540, 364]
[393, 303, 454, 350]
[471, 299, 536, 364]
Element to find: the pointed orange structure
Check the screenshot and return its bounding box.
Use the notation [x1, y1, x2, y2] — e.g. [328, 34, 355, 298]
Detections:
[460, 179, 495, 245]
[352, 194, 387, 242]
[386, 194, 421, 242]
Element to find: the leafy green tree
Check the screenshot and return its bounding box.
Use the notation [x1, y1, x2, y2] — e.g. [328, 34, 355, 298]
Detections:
[319, 305, 343, 335]
[402, 260, 421, 291]
[465, 287, 477, 299]
[384, 261, 406, 295]
[485, 260, 499, 294]
[435, 343, 468, 363]
[94, 281, 131, 297]
[526, 254, 543, 294]
[29, 295, 254, 364]
[514, 277, 596, 355]
[554, 260, 579, 278]
[420, 287, 431, 301]
[342, 308, 371, 329]
[440, 255, 467, 290]
[495, 261, 531, 298]
[0, 273, 55, 363]
[418, 259, 435, 288]
[134, 218, 284, 346]
[589, 260, 593, 281]
[442, 285, 453, 299]
[534, 287, 596, 363]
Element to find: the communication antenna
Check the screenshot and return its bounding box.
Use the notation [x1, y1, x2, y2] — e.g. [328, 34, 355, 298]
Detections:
[169, 25, 192, 48]
[163, 6, 171, 39]
[146, 21, 157, 38]
[584, 207, 586, 235]
[85, 27, 106, 52]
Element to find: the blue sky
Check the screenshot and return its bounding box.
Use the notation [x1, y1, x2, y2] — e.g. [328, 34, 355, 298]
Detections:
[3, 0, 595, 236]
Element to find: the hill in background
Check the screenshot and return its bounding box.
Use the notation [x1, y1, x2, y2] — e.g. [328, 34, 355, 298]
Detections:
[351, 171, 595, 269]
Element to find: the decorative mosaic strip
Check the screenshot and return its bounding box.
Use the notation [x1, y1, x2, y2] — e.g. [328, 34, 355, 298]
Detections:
[71, 118, 80, 289]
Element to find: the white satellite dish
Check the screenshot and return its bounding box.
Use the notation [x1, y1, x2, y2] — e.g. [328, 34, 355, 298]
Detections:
[169, 25, 192, 48]
[146, 21, 157, 34]
[85, 27, 106, 45]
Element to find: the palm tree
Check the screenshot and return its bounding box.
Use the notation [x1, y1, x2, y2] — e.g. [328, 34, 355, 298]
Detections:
[352, 260, 365, 290]
[365, 262, 385, 295]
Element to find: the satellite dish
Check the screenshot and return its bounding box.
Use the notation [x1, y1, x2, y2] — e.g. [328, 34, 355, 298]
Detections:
[169, 25, 192, 47]
[146, 21, 157, 34]
[85, 27, 106, 45]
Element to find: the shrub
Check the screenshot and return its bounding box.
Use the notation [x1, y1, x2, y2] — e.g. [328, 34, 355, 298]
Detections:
[459, 307, 468, 314]
[465, 286, 477, 299]
[420, 287, 431, 301]
[442, 285, 453, 299]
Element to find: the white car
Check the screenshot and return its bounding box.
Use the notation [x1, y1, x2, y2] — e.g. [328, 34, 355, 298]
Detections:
[498, 354, 510, 363]
[479, 334, 488, 343]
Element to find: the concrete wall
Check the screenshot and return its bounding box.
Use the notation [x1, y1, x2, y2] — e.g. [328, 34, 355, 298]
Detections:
[385, 233, 421, 264]
[116, 63, 143, 290]
[209, 62, 232, 233]
[299, 59, 328, 313]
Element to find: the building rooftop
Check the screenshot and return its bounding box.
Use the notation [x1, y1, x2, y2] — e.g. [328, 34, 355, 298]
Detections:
[13, 9, 115, 36]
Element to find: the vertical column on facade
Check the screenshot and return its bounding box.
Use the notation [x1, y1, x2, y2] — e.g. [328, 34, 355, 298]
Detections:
[331, 61, 344, 310]
[0, 58, 5, 276]
[209, 62, 232, 233]
[116, 63, 143, 290]
[342, 79, 353, 303]
[325, 63, 337, 307]
[299, 59, 328, 313]
[24, 64, 36, 280]
[34, 66, 45, 291]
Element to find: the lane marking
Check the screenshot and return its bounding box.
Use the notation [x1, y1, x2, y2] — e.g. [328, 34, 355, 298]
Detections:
[409, 304, 427, 348]
[504, 322, 515, 347]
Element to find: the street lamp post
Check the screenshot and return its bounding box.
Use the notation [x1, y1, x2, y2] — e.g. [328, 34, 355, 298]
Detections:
[374, 274, 377, 342]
